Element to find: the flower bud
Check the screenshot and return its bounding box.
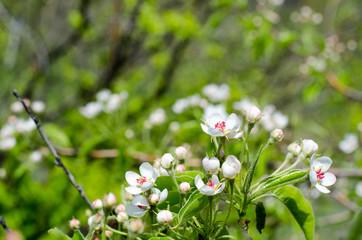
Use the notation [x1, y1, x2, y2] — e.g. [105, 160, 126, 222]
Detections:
[69, 218, 80, 229]
[270, 129, 283, 142]
[115, 204, 125, 214]
[245, 106, 261, 123]
[287, 142, 301, 156]
[116, 212, 128, 223]
[105, 230, 112, 237]
[202, 156, 220, 175]
[302, 139, 318, 156]
[149, 194, 160, 205]
[125, 192, 134, 201]
[153, 159, 162, 169]
[103, 192, 117, 208]
[174, 164, 185, 173]
[179, 182, 191, 194]
[157, 210, 173, 225]
[175, 146, 187, 159]
[92, 199, 103, 210]
[221, 155, 241, 179]
[129, 219, 144, 234]
[161, 153, 174, 169]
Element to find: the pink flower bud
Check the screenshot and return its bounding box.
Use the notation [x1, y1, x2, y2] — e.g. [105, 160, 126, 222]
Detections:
[202, 156, 220, 175]
[105, 230, 112, 237]
[174, 164, 185, 173]
[149, 194, 160, 204]
[161, 153, 174, 169]
[103, 193, 117, 208]
[129, 219, 144, 234]
[117, 212, 128, 223]
[245, 106, 261, 123]
[157, 210, 173, 225]
[270, 129, 283, 142]
[69, 218, 80, 229]
[175, 146, 187, 159]
[302, 139, 318, 156]
[288, 142, 301, 156]
[115, 204, 125, 214]
[92, 199, 103, 210]
[125, 192, 134, 201]
[179, 182, 191, 194]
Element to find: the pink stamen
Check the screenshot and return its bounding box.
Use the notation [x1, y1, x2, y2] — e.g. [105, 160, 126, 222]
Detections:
[136, 176, 147, 185]
[207, 180, 215, 188]
[215, 121, 226, 132]
[138, 205, 147, 209]
[316, 168, 325, 180]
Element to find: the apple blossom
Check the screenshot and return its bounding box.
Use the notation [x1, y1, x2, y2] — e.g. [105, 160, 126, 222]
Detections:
[69, 218, 80, 229]
[148, 188, 168, 205]
[157, 210, 173, 225]
[161, 153, 174, 169]
[125, 162, 158, 195]
[92, 199, 103, 210]
[105, 230, 112, 237]
[288, 142, 301, 156]
[174, 164, 185, 173]
[195, 174, 225, 196]
[245, 106, 261, 123]
[129, 219, 144, 234]
[103, 192, 117, 208]
[270, 129, 283, 142]
[201, 113, 242, 139]
[302, 139, 318, 156]
[116, 212, 128, 223]
[115, 204, 125, 214]
[179, 182, 191, 194]
[221, 155, 241, 179]
[126, 195, 150, 217]
[338, 133, 358, 154]
[175, 146, 187, 159]
[309, 154, 336, 193]
[202, 83, 230, 102]
[202, 156, 220, 175]
[31, 100, 45, 113]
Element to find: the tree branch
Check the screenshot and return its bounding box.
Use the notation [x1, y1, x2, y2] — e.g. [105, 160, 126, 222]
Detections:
[0, 216, 10, 232]
[12, 89, 95, 212]
[327, 71, 362, 102]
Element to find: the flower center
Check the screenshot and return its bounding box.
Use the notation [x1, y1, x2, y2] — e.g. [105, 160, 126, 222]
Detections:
[215, 121, 226, 132]
[206, 180, 216, 188]
[136, 176, 147, 185]
[316, 168, 325, 180]
[138, 205, 147, 210]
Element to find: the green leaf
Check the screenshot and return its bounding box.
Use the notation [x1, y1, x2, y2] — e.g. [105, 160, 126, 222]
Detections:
[255, 202, 266, 234]
[48, 228, 71, 240]
[178, 191, 208, 224]
[149, 237, 174, 240]
[72, 230, 85, 240]
[272, 186, 314, 240]
[43, 123, 71, 147]
[346, 209, 362, 240]
[155, 176, 176, 191]
[175, 171, 204, 185]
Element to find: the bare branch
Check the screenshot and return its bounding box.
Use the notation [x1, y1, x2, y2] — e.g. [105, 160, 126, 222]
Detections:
[0, 216, 10, 232]
[327, 71, 362, 102]
[12, 89, 95, 211]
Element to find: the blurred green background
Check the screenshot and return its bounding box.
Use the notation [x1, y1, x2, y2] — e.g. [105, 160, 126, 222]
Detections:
[0, 0, 361, 239]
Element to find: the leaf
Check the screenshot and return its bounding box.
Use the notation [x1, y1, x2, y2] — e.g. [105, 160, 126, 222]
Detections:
[149, 237, 174, 240]
[48, 228, 71, 240]
[43, 123, 71, 147]
[175, 171, 204, 185]
[272, 186, 314, 240]
[155, 176, 176, 191]
[346, 209, 362, 240]
[255, 202, 266, 234]
[178, 191, 208, 224]
[72, 230, 85, 240]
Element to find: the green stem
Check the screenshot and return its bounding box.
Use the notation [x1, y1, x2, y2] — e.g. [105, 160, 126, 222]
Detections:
[208, 196, 214, 238]
[279, 152, 307, 174]
[250, 194, 275, 202]
[169, 170, 182, 203]
[150, 210, 154, 235]
[271, 153, 294, 176]
[105, 226, 127, 236]
[101, 215, 108, 240]
[214, 180, 234, 238]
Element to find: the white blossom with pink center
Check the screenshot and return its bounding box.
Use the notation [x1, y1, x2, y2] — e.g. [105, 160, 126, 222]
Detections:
[125, 195, 150, 217]
[201, 113, 242, 139]
[195, 174, 225, 196]
[125, 162, 158, 195]
[309, 154, 336, 193]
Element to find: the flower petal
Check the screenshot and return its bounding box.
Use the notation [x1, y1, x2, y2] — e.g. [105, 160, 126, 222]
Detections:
[214, 182, 226, 195]
[195, 175, 204, 190]
[140, 181, 154, 191]
[225, 113, 240, 132]
[125, 171, 141, 186]
[313, 156, 332, 172]
[315, 184, 330, 194]
[140, 162, 155, 179]
[309, 170, 317, 186]
[199, 185, 215, 196]
[212, 174, 220, 185]
[132, 195, 149, 207]
[159, 189, 168, 203]
[206, 127, 224, 137]
[126, 205, 147, 217]
[207, 113, 224, 128]
[201, 123, 210, 134]
[320, 172, 336, 187]
[151, 188, 161, 196]
[125, 186, 142, 195]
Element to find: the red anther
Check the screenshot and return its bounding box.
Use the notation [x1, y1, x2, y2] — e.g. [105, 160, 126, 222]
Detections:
[215, 121, 226, 132]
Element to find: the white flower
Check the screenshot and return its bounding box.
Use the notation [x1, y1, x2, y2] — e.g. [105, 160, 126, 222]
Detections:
[245, 106, 261, 123]
[0, 137, 16, 150]
[233, 98, 255, 114]
[202, 84, 230, 102]
[175, 146, 187, 159]
[221, 155, 241, 179]
[302, 139, 318, 156]
[10, 102, 23, 113]
[338, 133, 359, 154]
[201, 113, 242, 139]
[260, 105, 288, 131]
[148, 188, 168, 205]
[161, 153, 174, 169]
[30, 151, 42, 163]
[157, 210, 173, 225]
[104, 94, 122, 113]
[96, 89, 112, 102]
[172, 99, 190, 114]
[117, 212, 128, 223]
[92, 199, 103, 210]
[202, 104, 227, 120]
[202, 156, 220, 175]
[79, 102, 103, 119]
[125, 162, 158, 195]
[126, 195, 150, 217]
[149, 108, 167, 126]
[0, 124, 15, 138]
[31, 100, 46, 113]
[195, 174, 225, 196]
[104, 192, 117, 207]
[309, 154, 336, 193]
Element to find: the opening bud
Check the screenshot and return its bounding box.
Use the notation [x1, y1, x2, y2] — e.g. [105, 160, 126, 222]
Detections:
[202, 156, 220, 175]
[69, 218, 80, 229]
[149, 194, 160, 205]
[245, 106, 262, 123]
[174, 164, 185, 173]
[179, 182, 191, 194]
[221, 155, 241, 179]
[157, 210, 173, 225]
[175, 146, 187, 159]
[115, 204, 125, 214]
[116, 212, 128, 223]
[129, 219, 144, 234]
[287, 142, 301, 156]
[92, 199, 103, 210]
[103, 192, 117, 208]
[302, 139, 318, 156]
[270, 129, 283, 142]
[161, 153, 174, 169]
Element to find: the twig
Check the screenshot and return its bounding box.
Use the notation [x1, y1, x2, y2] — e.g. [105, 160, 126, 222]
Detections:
[0, 216, 10, 232]
[332, 190, 359, 212]
[12, 89, 95, 211]
[327, 71, 362, 102]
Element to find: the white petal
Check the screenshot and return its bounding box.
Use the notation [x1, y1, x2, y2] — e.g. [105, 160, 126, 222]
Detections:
[320, 172, 336, 187]
[313, 156, 332, 172]
[125, 186, 142, 195]
[140, 162, 155, 179]
[309, 171, 317, 186]
[208, 113, 224, 128]
[126, 205, 147, 217]
[195, 175, 204, 190]
[212, 175, 220, 185]
[151, 168, 158, 181]
[309, 154, 316, 168]
[201, 123, 210, 134]
[315, 184, 330, 194]
[132, 195, 149, 207]
[126, 171, 141, 187]
[214, 182, 226, 195]
[140, 181, 154, 191]
[200, 185, 215, 196]
[225, 113, 240, 132]
[151, 188, 161, 196]
[207, 127, 224, 137]
[159, 189, 168, 203]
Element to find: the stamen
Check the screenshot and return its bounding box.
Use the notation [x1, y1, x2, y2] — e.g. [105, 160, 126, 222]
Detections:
[136, 176, 147, 185]
[316, 168, 325, 180]
[215, 121, 226, 132]
[206, 180, 215, 188]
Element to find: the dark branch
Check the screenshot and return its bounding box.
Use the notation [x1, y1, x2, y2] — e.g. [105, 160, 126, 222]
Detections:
[12, 89, 95, 211]
[0, 216, 10, 232]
